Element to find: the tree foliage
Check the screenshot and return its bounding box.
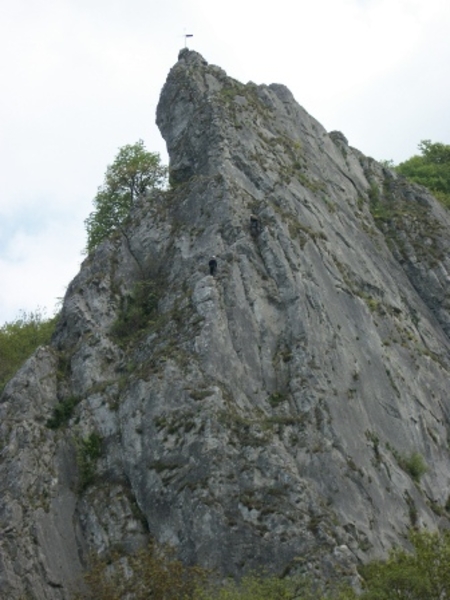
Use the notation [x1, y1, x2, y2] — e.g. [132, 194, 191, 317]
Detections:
[358, 530, 450, 600]
[395, 140, 450, 209]
[84, 140, 168, 253]
[0, 309, 57, 393]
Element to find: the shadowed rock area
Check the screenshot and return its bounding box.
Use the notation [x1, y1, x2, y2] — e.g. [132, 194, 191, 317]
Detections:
[2, 49, 450, 598]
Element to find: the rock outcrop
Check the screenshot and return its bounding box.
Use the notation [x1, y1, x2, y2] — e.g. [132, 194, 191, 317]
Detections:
[2, 48, 450, 598]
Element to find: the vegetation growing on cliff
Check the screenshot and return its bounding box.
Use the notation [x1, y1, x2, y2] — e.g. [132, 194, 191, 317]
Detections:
[390, 140, 450, 209]
[0, 309, 57, 393]
[78, 530, 450, 599]
[78, 540, 208, 600]
[110, 279, 160, 344]
[84, 140, 168, 253]
[358, 530, 450, 599]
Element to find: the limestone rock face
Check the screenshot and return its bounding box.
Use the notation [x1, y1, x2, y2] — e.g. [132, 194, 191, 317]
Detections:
[2, 49, 450, 598]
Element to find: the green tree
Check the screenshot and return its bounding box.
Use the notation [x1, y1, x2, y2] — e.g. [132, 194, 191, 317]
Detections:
[359, 530, 450, 599]
[85, 140, 168, 253]
[0, 309, 58, 393]
[395, 140, 450, 209]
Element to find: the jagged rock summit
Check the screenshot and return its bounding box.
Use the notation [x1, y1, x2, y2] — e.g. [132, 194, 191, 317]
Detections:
[2, 49, 450, 598]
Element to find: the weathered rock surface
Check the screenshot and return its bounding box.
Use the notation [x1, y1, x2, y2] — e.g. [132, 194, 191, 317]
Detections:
[2, 48, 450, 598]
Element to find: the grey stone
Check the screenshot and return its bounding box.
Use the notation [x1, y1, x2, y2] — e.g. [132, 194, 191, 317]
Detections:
[2, 49, 450, 597]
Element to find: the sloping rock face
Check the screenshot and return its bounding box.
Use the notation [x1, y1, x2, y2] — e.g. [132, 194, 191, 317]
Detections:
[2, 49, 450, 598]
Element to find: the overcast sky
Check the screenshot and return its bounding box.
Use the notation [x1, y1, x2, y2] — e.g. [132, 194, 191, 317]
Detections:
[1, 0, 449, 325]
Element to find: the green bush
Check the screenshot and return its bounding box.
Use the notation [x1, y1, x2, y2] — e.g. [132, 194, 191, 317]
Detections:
[76, 432, 103, 491]
[359, 530, 450, 599]
[111, 280, 160, 344]
[395, 140, 450, 209]
[46, 395, 81, 429]
[401, 452, 427, 483]
[0, 309, 58, 393]
[268, 392, 286, 407]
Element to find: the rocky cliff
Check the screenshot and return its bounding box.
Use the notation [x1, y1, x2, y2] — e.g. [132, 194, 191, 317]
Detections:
[2, 49, 450, 598]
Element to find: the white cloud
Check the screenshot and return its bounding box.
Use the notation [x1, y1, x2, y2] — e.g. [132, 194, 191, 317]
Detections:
[0, 213, 85, 322]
